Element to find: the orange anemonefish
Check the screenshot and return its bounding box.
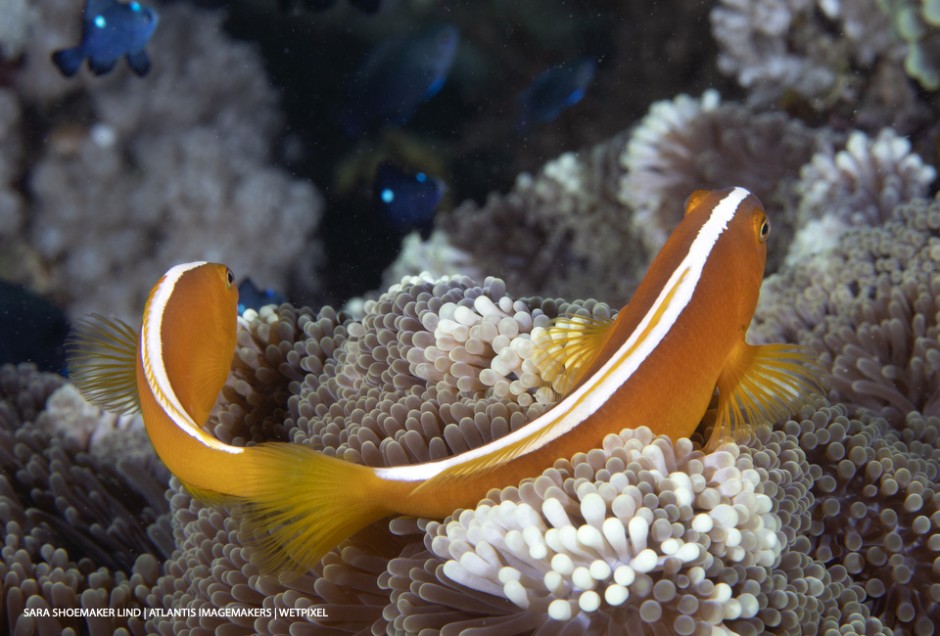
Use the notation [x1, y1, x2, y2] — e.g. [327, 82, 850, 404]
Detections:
[67, 187, 823, 580]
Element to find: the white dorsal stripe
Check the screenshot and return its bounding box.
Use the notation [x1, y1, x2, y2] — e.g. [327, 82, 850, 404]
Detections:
[376, 187, 751, 482]
[141, 261, 242, 454]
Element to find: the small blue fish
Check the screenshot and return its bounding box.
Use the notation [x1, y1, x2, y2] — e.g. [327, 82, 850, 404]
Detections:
[52, 0, 159, 77]
[373, 163, 444, 237]
[517, 57, 596, 132]
[237, 278, 285, 315]
[342, 25, 460, 136]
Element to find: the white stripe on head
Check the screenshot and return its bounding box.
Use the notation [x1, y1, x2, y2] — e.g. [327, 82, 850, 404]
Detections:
[377, 187, 752, 482]
[141, 261, 241, 453]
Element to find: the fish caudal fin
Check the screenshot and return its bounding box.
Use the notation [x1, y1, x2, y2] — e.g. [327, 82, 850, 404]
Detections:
[237, 443, 393, 581]
[710, 341, 825, 449]
[66, 313, 141, 415]
[51, 48, 84, 77]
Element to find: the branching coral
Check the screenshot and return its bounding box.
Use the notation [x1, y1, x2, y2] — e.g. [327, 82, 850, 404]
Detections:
[10, 1, 324, 319]
[710, 0, 903, 105]
[880, 0, 940, 90]
[791, 128, 936, 260]
[754, 195, 940, 424]
[0, 0, 37, 60]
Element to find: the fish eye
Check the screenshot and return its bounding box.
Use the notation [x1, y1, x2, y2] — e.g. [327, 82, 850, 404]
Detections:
[226, 268, 235, 286]
[758, 217, 770, 242]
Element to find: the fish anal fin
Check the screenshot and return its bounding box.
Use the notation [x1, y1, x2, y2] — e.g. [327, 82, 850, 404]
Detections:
[126, 50, 151, 76]
[66, 313, 141, 415]
[531, 313, 614, 396]
[708, 341, 826, 450]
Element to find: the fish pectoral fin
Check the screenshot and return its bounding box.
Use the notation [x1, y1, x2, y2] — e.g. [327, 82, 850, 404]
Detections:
[66, 313, 141, 415]
[532, 312, 614, 396]
[709, 341, 826, 449]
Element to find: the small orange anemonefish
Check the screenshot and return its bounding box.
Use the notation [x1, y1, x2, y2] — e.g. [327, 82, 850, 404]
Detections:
[68, 187, 823, 580]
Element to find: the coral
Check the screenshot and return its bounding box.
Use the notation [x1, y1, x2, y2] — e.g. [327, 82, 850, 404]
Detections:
[621, 90, 820, 271]
[790, 128, 936, 261]
[386, 427, 827, 635]
[0, 89, 24, 242]
[10, 1, 324, 320]
[710, 0, 901, 103]
[0, 364, 169, 635]
[753, 195, 940, 424]
[437, 133, 647, 307]
[0, 0, 37, 60]
[380, 230, 484, 297]
[880, 0, 940, 90]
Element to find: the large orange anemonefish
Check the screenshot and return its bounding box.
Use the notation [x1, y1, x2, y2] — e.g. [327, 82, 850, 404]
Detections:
[67, 187, 823, 579]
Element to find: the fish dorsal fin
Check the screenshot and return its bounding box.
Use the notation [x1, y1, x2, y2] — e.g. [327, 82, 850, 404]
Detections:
[708, 341, 826, 449]
[66, 313, 141, 415]
[684, 190, 712, 216]
[85, 0, 114, 19]
[531, 313, 614, 396]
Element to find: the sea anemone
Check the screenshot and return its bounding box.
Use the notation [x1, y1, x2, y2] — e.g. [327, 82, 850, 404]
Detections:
[384, 425, 829, 635]
[753, 195, 940, 423]
[0, 364, 167, 635]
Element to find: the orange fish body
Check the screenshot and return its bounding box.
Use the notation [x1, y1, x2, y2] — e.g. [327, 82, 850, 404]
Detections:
[68, 187, 821, 579]
[133, 263, 252, 492]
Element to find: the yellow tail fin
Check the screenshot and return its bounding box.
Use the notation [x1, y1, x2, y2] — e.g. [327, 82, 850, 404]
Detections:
[236, 443, 393, 580]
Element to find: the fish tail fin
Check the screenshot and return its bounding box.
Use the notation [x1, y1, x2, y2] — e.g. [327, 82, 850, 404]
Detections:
[709, 341, 826, 449]
[51, 48, 84, 77]
[237, 443, 394, 580]
[65, 313, 141, 414]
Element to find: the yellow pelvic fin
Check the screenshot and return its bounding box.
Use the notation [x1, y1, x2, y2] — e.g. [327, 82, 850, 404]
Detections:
[66, 314, 141, 415]
[710, 341, 826, 449]
[236, 443, 391, 581]
[532, 313, 614, 396]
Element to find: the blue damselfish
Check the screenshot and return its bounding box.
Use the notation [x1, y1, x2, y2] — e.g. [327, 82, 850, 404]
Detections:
[341, 25, 459, 136]
[373, 162, 445, 236]
[518, 57, 596, 131]
[237, 278, 285, 315]
[52, 0, 159, 77]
